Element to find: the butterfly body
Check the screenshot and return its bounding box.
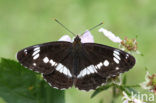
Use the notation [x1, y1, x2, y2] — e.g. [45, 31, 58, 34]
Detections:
[17, 35, 135, 91]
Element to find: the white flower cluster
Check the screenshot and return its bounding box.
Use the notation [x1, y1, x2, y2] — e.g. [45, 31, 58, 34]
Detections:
[140, 72, 152, 90]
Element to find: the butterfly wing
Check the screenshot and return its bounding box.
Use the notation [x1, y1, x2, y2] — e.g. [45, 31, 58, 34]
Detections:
[17, 41, 74, 89]
[74, 43, 135, 91]
[17, 41, 72, 74]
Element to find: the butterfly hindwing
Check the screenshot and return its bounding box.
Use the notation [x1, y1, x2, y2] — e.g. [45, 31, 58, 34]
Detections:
[74, 43, 135, 90]
[75, 73, 107, 91]
[43, 70, 73, 90]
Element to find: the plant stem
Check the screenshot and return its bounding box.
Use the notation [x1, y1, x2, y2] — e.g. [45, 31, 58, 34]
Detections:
[111, 86, 116, 103]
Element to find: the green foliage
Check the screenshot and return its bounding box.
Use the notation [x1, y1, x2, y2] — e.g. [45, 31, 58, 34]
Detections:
[0, 58, 64, 103]
[91, 75, 140, 101]
[91, 83, 112, 98]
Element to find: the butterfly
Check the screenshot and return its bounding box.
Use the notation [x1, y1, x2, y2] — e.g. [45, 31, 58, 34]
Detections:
[16, 30, 135, 91]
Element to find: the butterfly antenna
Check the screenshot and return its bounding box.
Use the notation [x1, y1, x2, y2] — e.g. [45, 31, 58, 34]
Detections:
[54, 18, 76, 36]
[80, 22, 104, 35]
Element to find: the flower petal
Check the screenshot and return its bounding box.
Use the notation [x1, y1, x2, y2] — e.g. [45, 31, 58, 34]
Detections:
[99, 28, 122, 43]
[80, 30, 94, 43]
[58, 35, 72, 42]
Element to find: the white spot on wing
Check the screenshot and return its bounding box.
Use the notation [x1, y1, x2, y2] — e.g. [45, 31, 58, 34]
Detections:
[113, 53, 121, 60]
[113, 57, 119, 64]
[77, 72, 82, 78]
[96, 62, 103, 69]
[34, 47, 40, 51]
[59, 67, 63, 73]
[114, 50, 120, 55]
[56, 64, 63, 71]
[87, 65, 95, 73]
[33, 63, 36, 66]
[49, 59, 56, 66]
[56, 63, 72, 77]
[67, 70, 72, 77]
[126, 54, 129, 59]
[43, 57, 49, 63]
[62, 66, 68, 75]
[92, 65, 97, 73]
[44, 78, 47, 82]
[24, 49, 27, 52]
[33, 54, 39, 60]
[81, 69, 87, 77]
[32, 47, 40, 60]
[104, 60, 109, 67]
[86, 69, 90, 75]
[116, 67, 119, 70]
[48, 83, 52, 86]
[53, 86, 59, 89]
[77, 65, 97, 78]
[24, 49, 27, 54]
[32, 49, 40, 56]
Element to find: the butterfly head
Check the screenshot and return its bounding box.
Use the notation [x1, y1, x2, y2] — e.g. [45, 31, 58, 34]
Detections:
[72, 35, 82, 49]
[74, 35, 81, 43]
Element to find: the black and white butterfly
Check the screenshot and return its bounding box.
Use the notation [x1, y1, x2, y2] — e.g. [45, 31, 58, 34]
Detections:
[17, 31, 135, 91]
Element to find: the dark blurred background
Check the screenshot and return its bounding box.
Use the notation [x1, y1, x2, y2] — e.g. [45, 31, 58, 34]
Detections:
[0, 0, 156, 103]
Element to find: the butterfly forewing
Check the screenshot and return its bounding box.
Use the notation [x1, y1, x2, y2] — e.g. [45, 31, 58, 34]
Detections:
[17, 41, 73, 75]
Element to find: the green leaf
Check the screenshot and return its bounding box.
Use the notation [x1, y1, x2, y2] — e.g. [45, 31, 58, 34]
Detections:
[0, 97, 7, 103]
[91, 84, 112, 98]
[0, 58, 64, 103]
